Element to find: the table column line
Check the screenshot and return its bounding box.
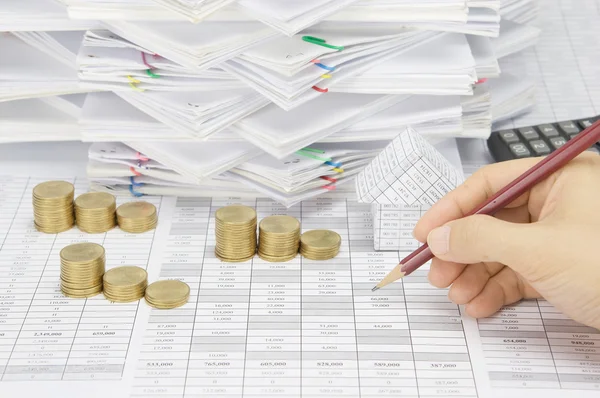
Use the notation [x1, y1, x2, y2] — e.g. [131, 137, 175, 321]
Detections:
[345, 198, 362, 397]
[398, 251, 420, 398]
[536, 299, 562, 388]
[240, 197, 257, 398]
[1, 178, 59, 381]
[182, 197, 211, 398]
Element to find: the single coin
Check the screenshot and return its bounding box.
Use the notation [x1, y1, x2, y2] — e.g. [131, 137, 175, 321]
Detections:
[257, 251, 298, 263]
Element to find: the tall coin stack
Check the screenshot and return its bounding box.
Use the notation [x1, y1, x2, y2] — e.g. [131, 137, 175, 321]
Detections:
[116, 201, 158, 233]
[60, 242, 105, 298]
[214, 205, 257, 262]
[32, 181, 75, 233]
[103, 266, 148, 303]
[258, 215, 301, 262]
[300, 230, 342, 260]
[75, 192, 117, 233]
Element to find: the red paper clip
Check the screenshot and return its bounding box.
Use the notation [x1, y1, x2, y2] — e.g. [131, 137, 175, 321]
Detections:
[130, 166, 142, 176]
[320, 176, 337, 183]
[312, 86, 328, 93]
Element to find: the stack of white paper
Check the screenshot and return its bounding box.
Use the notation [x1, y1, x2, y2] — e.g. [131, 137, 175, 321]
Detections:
[0, 0, 544, 206]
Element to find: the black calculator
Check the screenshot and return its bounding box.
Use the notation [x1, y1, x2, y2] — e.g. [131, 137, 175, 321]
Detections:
[486, 115, 600, 162]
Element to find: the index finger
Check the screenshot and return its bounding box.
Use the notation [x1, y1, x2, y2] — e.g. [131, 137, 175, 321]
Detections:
[413, 157, 543, 242]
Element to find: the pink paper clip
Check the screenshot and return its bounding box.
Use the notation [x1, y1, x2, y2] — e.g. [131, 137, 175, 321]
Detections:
[322, 185, 336, 191]
[312, 86, 329, 93]
[130, 166, 142, 176]
[476, 78, 488, 84]
[320, 176, 337, 183]
[136, 152, 149, 162]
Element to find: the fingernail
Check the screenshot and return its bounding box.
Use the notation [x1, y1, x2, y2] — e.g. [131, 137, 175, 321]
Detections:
[427, 226, 451, 255]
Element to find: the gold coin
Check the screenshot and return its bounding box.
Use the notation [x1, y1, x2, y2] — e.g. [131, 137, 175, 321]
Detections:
[60, 242, 105, 264]
[145, 279, 190, 305]
[33, 181, 74, 200]
[61, 284, 103, 298]
[259, 215, 300, 235]
[116, 201, 156, 218]
[300, 229, 341, 248]
[257, 251, 298, 263]
[103, 266, 147, 288]
[215, 205, 256, 224]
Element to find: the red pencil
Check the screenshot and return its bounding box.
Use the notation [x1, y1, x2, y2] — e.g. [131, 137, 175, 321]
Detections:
[373, 118, 600, 291]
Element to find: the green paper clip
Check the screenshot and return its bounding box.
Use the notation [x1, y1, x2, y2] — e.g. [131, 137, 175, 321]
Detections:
[302, 36, 344, 51]
[146, 69, 160, 78]
[296, 150, 332, 162]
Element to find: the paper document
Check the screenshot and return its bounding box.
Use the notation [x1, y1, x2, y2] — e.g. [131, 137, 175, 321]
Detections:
[0, 171, 599, 398]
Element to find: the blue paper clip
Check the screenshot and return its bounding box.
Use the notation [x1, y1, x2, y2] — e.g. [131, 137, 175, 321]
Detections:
[325, 160, 342, 168]
[129, 184, 144, 197]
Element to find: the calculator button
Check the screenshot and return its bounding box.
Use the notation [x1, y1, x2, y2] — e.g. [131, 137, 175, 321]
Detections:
[549, 137, 567, 149]
[558, 121, 581, 135]
[579, 119, 595, 129]
[499, 130, 519, 143]
[529, 140, 551, 155]
[509, 143, 531, 158]
[538, 124, 560, 137]
[518, 127, 539, 140]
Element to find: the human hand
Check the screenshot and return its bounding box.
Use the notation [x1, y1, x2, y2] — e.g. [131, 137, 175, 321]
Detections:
[413, 152, 600, 329]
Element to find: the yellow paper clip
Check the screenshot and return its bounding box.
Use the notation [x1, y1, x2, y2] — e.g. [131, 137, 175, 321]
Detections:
[321, 74, 332, 79]
[333, 167, 344, 173]
[127, 75, 145, 92]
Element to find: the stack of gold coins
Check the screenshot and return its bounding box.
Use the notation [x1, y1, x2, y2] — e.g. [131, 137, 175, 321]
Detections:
[59, 242, 105, 298]
[103, 266, 148, 303]
[74, 192, 117, 233]
[32, 181, 75, 233]
[300, 229, 342, 260]
[144, 280, 190, 309]
[214, 205, 257, 262]
[258, 215, 301, 262]
[116, 201, 158, 233]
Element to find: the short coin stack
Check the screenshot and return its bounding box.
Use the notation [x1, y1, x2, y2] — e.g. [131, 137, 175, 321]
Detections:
[145, 280, 190, 309]
[116, 201, 158, 233]
[214, 205, 257, 262]
[60, 242, 105, 298]
[300, 229, 342, 260]
[33, 181, 75, 233]
[75, 192, 117, 233]
[103, 266, 148, 303]
[258, 215, 301, 262]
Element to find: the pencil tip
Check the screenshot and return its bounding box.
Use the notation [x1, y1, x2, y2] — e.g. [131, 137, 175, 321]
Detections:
[371, 286, 379, 292]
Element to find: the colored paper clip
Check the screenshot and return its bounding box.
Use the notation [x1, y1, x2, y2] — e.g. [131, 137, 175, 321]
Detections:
[130, 166, 142, 176]
[129, 184, 144, 197]
[302, 36, 344, 51]
[333, 167, 344, 173]
[320, 176, 337, 183]
[141, 52, 160, 78]
[136, 152, 150, 162]
[321, 74, 332, 79]
[322, 185, 336, 191]
[130, 176, 143, 187]
[312, 86, 328, 93]
[325, 160, 342, 168]
[311, 59, 336, 71]
[296, 151, 332, 162]
[127, 75, 144, 92]
[476, 78, 488, 84]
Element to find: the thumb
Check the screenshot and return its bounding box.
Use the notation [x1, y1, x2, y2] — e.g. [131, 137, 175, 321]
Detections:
[426, 214, 546, 274]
